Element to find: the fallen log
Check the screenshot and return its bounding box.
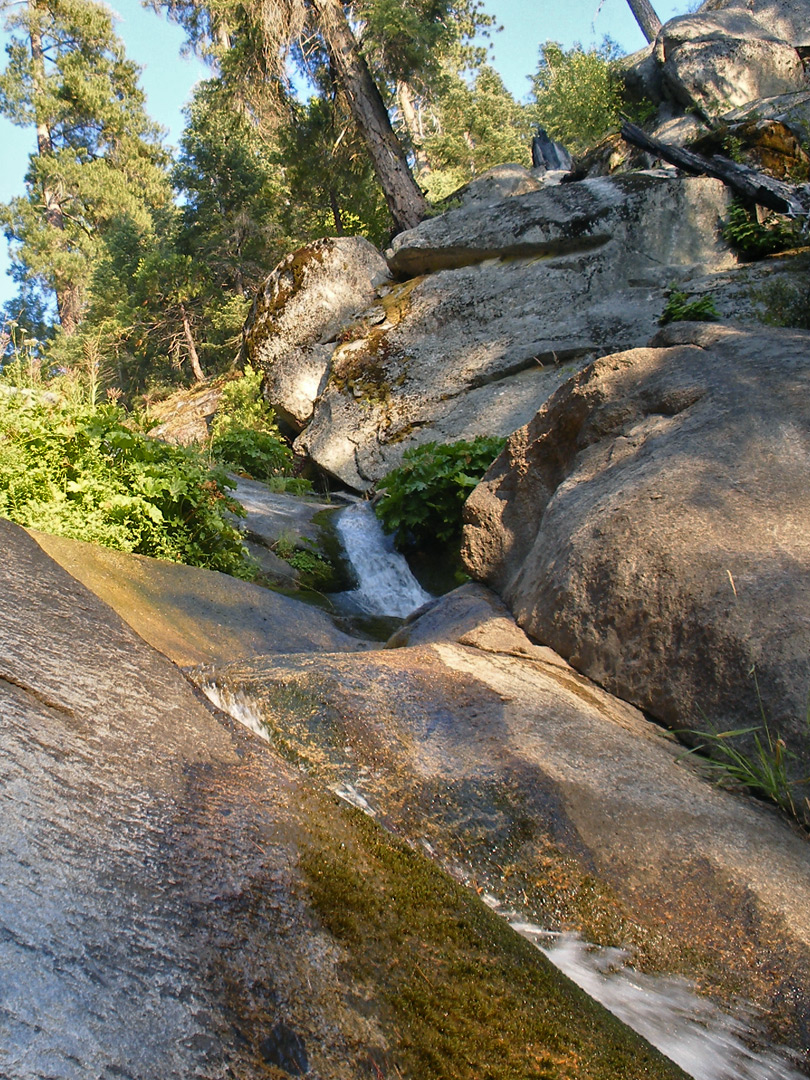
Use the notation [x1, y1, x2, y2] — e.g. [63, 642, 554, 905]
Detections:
[621, 120, 810, 219]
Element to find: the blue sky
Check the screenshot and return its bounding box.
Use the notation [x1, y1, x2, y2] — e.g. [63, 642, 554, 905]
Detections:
[0, 0, 693, 306]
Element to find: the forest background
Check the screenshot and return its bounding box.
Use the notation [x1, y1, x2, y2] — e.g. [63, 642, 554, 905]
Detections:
[0, 0, 692, 396]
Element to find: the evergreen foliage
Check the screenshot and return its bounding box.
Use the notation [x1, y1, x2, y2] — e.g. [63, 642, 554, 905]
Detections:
[722, 199, 801, 259]
[530, 39, 626, 154]
[0, 0, 172, 335]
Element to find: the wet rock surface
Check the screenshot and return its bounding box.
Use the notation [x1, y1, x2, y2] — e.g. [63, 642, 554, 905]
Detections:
[462, 323, 810, 766]
[30, 527, 364, 666]
[3, 519, 687, 1079]
[200, 626, 810, 1064]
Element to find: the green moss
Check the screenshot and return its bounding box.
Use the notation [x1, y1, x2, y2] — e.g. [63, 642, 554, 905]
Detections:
[300, 800, 688, 1080]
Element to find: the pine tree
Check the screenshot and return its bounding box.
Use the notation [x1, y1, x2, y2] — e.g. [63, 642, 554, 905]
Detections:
[0, 0, 171, 336]
[160, 0, 428, 233]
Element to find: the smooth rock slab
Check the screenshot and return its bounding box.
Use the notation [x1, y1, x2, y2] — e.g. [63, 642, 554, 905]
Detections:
[201, 628, 810, 1061]
[30, 527, 363, 666]
[1, 519, 684, 1080]
[463, 323, 810, 767]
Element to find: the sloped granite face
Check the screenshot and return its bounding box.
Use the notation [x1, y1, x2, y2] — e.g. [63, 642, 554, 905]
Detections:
[463, 323, 810, 769]
[0, 519, 688, 1080]
[202, 623, 810, 1060]
[0, 519, 381, 1079]
[293, 173, 735, 489]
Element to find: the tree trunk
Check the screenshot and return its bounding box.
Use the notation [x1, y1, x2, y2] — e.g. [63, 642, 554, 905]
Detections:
[626, 0, 662, 43]
[180, 304, 206, 383]
[30, 0, 81, 335]
[308, 0, 428, 233]
[329, 188, 345, 234]
[620, 121, 810, 216]
[397, 80, 431, 175]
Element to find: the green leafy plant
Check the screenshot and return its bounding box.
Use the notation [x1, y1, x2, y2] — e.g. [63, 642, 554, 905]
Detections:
[208, 365, 308, 486]
[0, 389, 254, 578]
[274, 534, 336, 590]
[530, 39, 626, 154]
[659, 289, 721, 325]
[722, 199, 801, 259]
[751, 277, 810, 329]
[679, 674, 810, 829]
[375, 436, 506, 548]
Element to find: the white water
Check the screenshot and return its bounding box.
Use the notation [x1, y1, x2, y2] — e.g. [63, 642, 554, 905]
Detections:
[511, 920, 806, 1080]
[333, 502, 432, 618]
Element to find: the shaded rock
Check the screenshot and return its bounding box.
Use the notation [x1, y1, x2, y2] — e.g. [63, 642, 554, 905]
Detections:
[294, 174, 734, 489]
[1, 518, 686, 1079]
[654, 9, 806, 116]
[385, 581, 567, 666]
[30, 527, 363, 666]
[259, 1023, 308, 1075]
[462, 323, 810, 767]
[531, 127, 573, 172]
[691, 117, 810, 180]
[201, 638, 810, 1065]
[242, 237, 391, 433]
[723, 89, 810, 148]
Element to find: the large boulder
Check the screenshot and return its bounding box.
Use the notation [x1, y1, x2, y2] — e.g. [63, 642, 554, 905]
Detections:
[242, 236, 391, 433]
[462, 323, 810, 766]
[203, 621, 810, 1062]
[294, 173, 735, 490]
[655, 9, 806, 115]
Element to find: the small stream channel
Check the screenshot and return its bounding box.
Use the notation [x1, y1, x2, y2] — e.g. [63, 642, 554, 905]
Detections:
[227, 483, 808, 1080]
[331, 501, 433, 618]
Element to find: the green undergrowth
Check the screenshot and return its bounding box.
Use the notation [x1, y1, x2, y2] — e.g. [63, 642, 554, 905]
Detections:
[659, 288, 720, 325]
[0, 389, 254, 577]
[722, 199, 802, 259]
[375, 436, 506, 549]
[209, 365, 311, 492]
[300, 797, 687, 1080]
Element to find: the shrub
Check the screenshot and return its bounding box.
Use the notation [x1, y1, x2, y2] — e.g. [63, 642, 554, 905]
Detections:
[375, 436, 506, 548]
[0, 391, 254, 578]
[751, 277, 810, 330]
[530, 39, 626, 154]
[722, 199, 801, 259]
[659, 288, 720, 325]
[208, 365, 308, 486]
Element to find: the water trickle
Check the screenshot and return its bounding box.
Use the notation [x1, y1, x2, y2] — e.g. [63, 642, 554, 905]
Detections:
[333, 502, 432, 618]
[513, 923, 806, 1080]
[204, 686, 808, 1080]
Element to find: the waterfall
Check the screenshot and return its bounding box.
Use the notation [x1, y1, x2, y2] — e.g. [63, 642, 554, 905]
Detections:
[333, 501, 432, 618]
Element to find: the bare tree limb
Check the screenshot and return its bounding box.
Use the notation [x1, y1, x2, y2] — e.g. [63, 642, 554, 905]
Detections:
[620, 121, 810, 218]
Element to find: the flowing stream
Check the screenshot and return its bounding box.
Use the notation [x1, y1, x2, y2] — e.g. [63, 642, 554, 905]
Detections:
[503, 914, 807, 1080]
[332, 501, 432, 618]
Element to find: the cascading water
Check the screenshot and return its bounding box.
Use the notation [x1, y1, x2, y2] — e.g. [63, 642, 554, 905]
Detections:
[512, 921, 806, 1080]
[333, 501, 432, 618]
